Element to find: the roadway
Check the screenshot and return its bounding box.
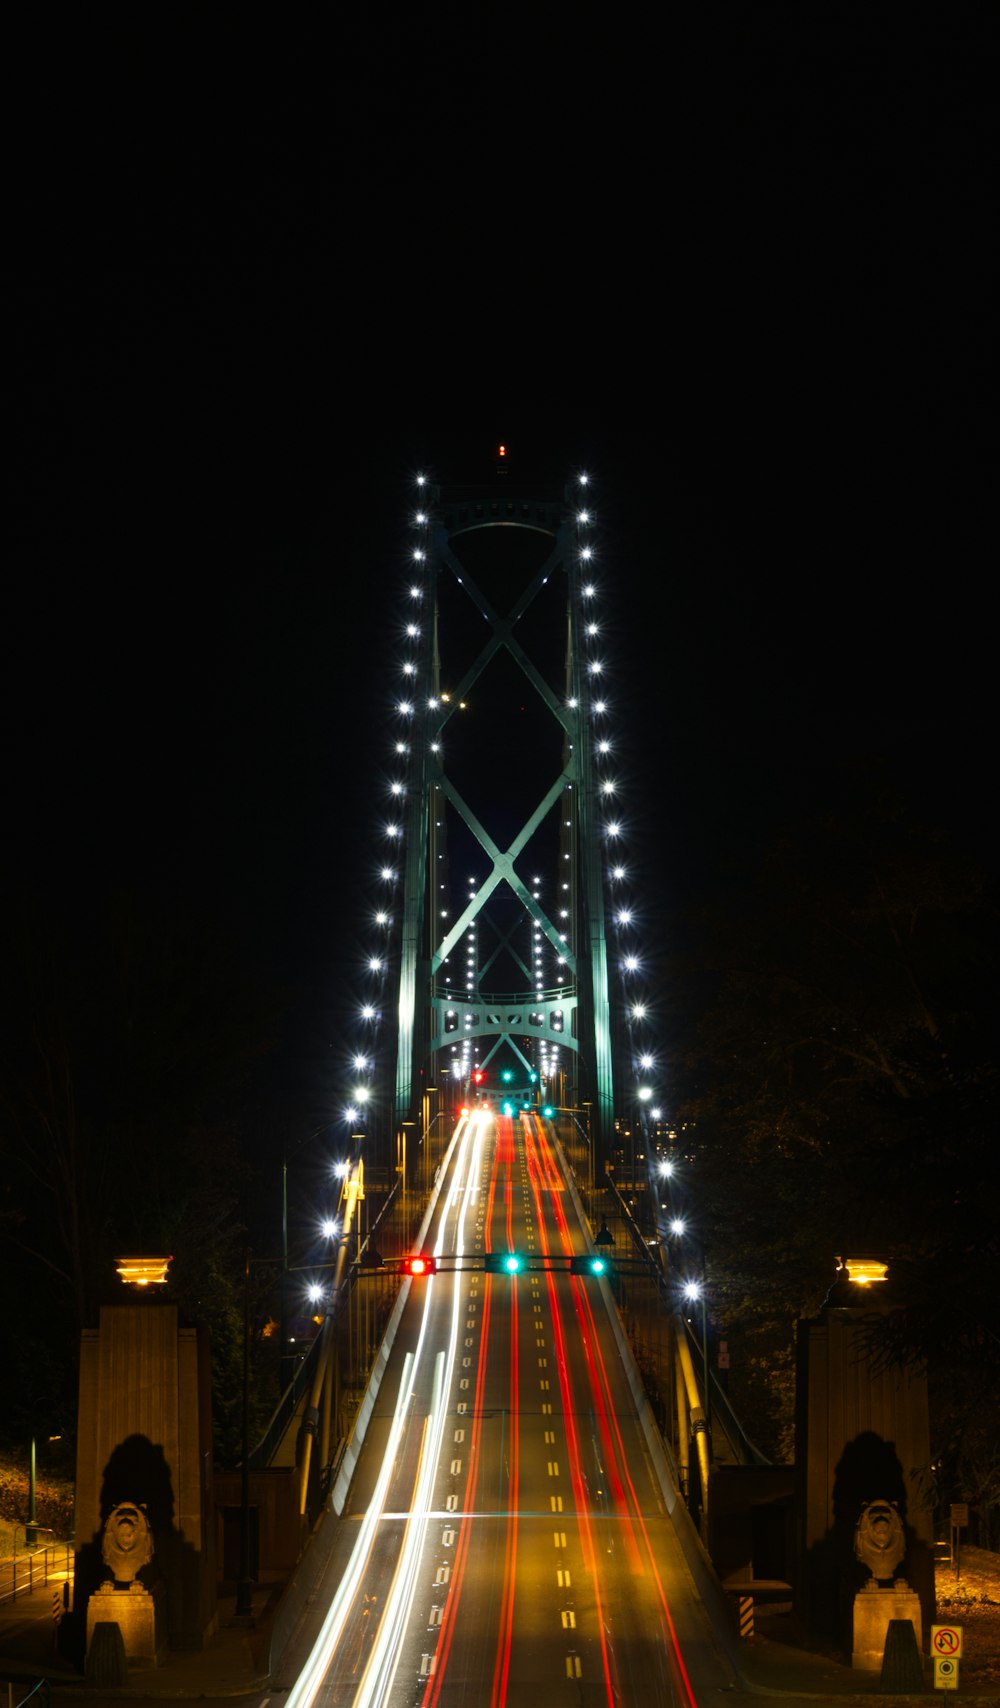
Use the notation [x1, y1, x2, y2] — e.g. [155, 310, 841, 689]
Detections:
[274, 1105, 737, 1707]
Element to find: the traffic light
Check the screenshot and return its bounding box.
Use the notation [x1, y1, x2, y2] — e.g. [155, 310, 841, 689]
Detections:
[402, 1253, 437, 1276]
[542, 1104, 555, 1118]
[570, 1254, 611, 1278]
[484, 1251, 524, 1275]
[472, 1070, 485, 1084]
[500, 1069, 514, 1083]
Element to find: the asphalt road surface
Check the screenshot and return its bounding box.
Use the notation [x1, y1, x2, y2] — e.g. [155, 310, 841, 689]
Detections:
[273, 1106, 736, 1707]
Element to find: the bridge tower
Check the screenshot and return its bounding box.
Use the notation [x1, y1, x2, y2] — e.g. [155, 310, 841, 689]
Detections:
[389, 451, 617, 1165]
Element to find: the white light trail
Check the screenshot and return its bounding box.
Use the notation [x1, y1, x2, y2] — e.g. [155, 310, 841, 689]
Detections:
[282, 1112, 483, 1707]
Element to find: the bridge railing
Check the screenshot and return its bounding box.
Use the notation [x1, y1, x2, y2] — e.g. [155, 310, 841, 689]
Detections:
[0, 1541, 73, 1606]
[252, 1173, 414, 1477]
[598, 1171, 769, 1470]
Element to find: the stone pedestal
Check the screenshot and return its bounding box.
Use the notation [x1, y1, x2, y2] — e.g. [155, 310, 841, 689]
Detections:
[795, 1284, 935, 1646]
[86, 1582, 167, 1667]
[75, 1305, 217, 1650]
[852, 1581, 922, 1670]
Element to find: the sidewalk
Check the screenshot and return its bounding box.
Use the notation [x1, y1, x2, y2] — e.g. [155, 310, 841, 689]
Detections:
[0, 1575, 272, 1701]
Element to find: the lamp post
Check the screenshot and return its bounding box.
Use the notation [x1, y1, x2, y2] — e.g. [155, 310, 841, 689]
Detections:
[581, 1101, 593, 1208]
[282, 1127, 329, 1392]
[682, 1272, 711, 1448]
[26, 1436, 38, 1546]
[400, 1121, 415, 1231]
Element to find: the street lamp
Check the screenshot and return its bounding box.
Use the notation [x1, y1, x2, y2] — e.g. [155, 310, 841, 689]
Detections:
[682, 1275, 711, 1446]
[26, 1436, 38, 1547]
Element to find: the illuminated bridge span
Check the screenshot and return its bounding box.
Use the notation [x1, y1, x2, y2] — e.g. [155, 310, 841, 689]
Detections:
[350, 450, 660, 1160]
[270, 457, 738, 1707]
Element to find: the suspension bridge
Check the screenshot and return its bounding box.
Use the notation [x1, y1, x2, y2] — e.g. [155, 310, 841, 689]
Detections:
[255, 452, 757, 1707]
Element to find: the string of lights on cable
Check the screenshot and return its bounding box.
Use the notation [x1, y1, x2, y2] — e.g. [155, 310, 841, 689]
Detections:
[340, 466, 664, 1150]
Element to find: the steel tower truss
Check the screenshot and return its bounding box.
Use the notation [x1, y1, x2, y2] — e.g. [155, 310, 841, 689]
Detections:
[394, 480, 614, 1159]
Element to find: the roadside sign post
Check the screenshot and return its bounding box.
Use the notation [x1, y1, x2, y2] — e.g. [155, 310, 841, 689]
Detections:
[931, 1625, 962, 1691]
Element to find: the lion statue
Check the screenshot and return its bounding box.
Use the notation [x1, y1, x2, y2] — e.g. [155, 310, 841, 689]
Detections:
[101, 1502, 154, 1587]
[854, 1499, 906, 1583]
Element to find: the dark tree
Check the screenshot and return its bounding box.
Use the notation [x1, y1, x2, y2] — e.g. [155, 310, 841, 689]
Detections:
[667, 774, 998, 1469]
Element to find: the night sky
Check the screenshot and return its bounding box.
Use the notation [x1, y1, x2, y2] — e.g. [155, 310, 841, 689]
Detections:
[5, 14, 995, 1205]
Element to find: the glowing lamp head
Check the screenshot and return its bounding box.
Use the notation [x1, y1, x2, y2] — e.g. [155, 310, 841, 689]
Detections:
[116, 1256, 171, 1288]
[839, 1255, 890, 1286]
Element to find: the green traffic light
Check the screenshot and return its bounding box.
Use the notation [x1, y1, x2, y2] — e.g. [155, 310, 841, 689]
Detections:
[570, 1254, 610, 1277]
[485, 1251, 524, 1274]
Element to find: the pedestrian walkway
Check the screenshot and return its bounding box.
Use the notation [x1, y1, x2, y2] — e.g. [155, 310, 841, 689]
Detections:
[0, 1571, 271, 1701]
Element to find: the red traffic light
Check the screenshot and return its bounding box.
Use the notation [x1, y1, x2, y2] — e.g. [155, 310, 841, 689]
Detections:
[472, 1070, 485, 1084]
[403, 1253, 437, 1276]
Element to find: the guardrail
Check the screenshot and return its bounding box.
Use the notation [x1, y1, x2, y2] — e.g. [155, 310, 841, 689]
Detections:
[0, 1542, 73, 1608]
[251, 1178, 409, 1473]
[602, 1175, 771, 1470]
[5, 1679, 52, 1707]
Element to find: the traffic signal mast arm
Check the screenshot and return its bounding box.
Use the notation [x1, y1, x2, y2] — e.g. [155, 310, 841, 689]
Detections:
[388, 1252, 638, 1276]
[485, 1251, 611, 1276]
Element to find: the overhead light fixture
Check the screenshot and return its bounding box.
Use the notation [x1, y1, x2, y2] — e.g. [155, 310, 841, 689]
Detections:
[116, 1256, 172, 1288]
